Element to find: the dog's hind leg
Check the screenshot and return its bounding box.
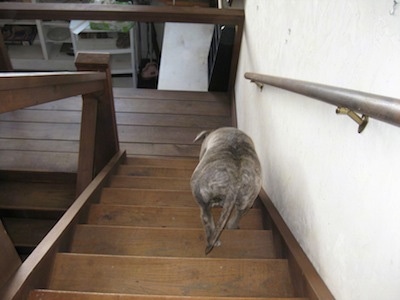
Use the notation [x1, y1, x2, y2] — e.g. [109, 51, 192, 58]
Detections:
[205, 195, 236, 255]
[225, 206, 243, 229]
[198, 202, 215, 246]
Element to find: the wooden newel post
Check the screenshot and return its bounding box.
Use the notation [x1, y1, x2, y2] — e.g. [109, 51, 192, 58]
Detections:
[75, 52, 120, 195]
[0, 30, 12, 71]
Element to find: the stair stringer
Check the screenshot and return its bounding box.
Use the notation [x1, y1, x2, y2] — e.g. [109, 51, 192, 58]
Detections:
[259, 188, 335, 300]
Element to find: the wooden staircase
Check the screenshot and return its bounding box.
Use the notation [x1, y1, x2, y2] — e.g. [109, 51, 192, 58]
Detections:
[28, 156, 308, 300]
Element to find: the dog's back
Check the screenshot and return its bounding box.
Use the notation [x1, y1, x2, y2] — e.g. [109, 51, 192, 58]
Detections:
[191, 127, 262, 254]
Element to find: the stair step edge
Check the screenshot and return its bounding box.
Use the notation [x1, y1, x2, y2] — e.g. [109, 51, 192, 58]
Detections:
[70, 225, 275, 259]
[29, 289, 309, 300]
[87, 204, 264, 229]
[49, 254, 295, 298]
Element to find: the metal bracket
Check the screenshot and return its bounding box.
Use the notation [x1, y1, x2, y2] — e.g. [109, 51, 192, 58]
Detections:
[336, 107, 369, 133]
[250, 80, 264, 91]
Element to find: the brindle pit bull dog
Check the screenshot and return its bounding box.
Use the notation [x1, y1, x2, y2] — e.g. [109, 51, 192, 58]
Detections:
[190, 127, 262, 255]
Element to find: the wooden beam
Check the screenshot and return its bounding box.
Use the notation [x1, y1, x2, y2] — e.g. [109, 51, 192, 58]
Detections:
[227, 21, 244, 96]
[0, 30, 12, 71]
[0, 220, 21, 290]
[76, 95, 98, 195]
[0, 3, 244, 25]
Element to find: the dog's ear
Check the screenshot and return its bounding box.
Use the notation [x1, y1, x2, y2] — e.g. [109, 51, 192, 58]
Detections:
[193, 130, 210, 143]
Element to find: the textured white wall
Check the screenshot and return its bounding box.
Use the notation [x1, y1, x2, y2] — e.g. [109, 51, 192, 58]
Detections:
[235, 1, 400, 299]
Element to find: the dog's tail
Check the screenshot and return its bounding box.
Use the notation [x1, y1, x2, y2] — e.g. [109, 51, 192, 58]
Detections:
[205, 191, 237, 255]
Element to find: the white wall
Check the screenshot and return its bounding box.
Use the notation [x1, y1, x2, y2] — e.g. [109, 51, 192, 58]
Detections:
[235, 1, 400, 299]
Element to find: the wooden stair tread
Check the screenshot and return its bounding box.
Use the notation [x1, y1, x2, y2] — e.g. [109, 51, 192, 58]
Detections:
[113, 88, 230, 103]
[2, 217, 57, 248]
[125, 157, 198, 168]
[113, 97, 230, 117]
[22, 154, 307, 299]
[116, 166, 194, 178]
[29, 289, 308, 300]
[116, 112, 231, 129]
[49, 254, 295, 298]
[100, 188, 197, 207]
[87, 205, 263, 229]
[71, 225, 275, 259]
[0, 181, 75, 211]
[108, 176, 191, 190]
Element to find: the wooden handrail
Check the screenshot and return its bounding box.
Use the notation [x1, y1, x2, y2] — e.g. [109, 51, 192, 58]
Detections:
[245, 72, 400, 129]
[0, 71, 106, 90]
[0, 72, 106, 113]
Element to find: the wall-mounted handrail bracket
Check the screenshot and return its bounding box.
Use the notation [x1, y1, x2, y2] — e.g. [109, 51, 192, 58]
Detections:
[336, 107, 369, 133]
[251, 79, 264, 90]
[244, 73, 398, 131]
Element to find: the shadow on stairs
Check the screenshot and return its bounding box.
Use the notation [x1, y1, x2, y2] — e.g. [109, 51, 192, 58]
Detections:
[28, 156, 308, 300]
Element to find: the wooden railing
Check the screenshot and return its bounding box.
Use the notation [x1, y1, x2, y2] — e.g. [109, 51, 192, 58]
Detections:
[0, 52, 120, 194]
[245, 72, 400, 132]
[0, 52, 124, 300]
[0, 151, 125, 300]
[0, 2, 244, 94]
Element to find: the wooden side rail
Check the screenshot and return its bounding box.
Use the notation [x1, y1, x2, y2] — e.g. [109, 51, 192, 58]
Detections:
[245, 72, 400, 130]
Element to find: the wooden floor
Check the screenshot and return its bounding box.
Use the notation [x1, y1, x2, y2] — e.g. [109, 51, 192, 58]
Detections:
[0, 88, 232, 173]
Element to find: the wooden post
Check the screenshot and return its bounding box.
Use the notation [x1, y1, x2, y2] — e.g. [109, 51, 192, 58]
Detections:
[75, 52, 120, 195]
[0, 31, 13, 71]
[0, 220, 21, 289]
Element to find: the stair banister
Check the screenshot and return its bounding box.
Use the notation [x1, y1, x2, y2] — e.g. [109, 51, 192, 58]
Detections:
[0, 151, 126, 300]
[245, 72, 400, 131]
[0, 52, 120, 193]
[0, 52, 123, 300]
[0, 71, 106, 113]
